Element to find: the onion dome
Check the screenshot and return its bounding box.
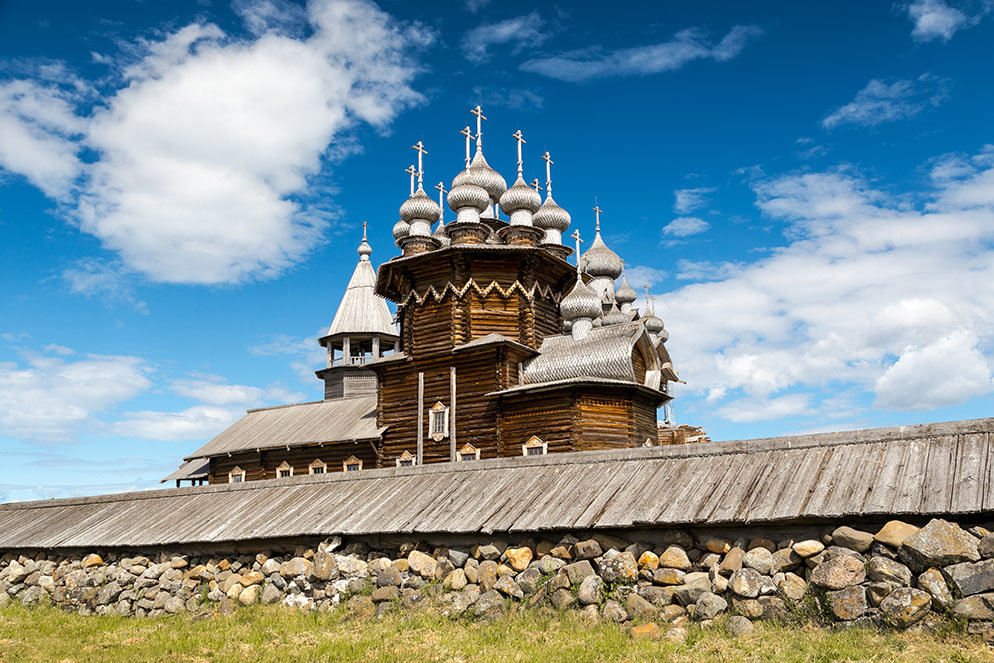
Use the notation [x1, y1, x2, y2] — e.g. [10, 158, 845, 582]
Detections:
[399, 185, 441, 225]
[580, 226, 623, 279]
[464, 149, 507, 203]
[602, 302, 628, 326]
[559, 275, 602, 323]
[643, 312, 664, 335]
[533, 194, 571, 233]
[392, 219, 410, 241]
[500, 175, 541, 218]
[447, 182, 489, 213]
[615, 273, 637, 307]
[358, 236, 372, 260]
[432, 218, 450, 247]
[481, 203, 495, 219]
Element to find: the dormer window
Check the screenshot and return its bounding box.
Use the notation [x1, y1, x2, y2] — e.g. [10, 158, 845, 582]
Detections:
[229, 466, 245, 483]
[343, 455, 363, 472]
[457, 443, 479, 461]
[276, 461, 293, 479]
[396, 450, 416, 467]
[522, 435, 547, 457]
[429, 401, 449, 441]
[309, 459, 327, 475]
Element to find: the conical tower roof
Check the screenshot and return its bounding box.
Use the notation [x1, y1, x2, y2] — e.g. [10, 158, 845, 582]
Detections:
[326, 232, 398, 340]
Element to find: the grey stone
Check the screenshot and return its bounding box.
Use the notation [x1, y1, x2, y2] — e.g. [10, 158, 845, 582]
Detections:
[726, 615, 755, 637]
[280, 557, 312, 579]
[951, 594, 994, 621]
[516, 567, 542, 594]
[311, 551, 338, 581]
[809, 555, 865, 590]
[476, 544, 502, 561]
[694, 591, 727, 620]
[577, 574, 604, 605]
[447, 549, 469, 568]
[943, 558, 994, 597]
[978, 534, 994, 560]
[640, 585, 674, 607]
[772, 548, 802, 573]
[879, 587, 931, 628]
[477, 560, 498, 592]
[19, 586, 48, 606]
[371, 586, 399, 603]
[652, 568, 685, 585]
[260, 583, 282, 605]
[831, 526, 874, 553]
[597, 552, 638, 583]
[742, 547, 774, 575]
[866, 556, 912, 586]
[434, 557, 455, 581]
[732, 598, 764, 620]
[776, 572, 806, 601]
[376, 566, 403, 588]
[917, 568, 953, 611]
[538, 556, 566, 575]
[866, 581, 898, 606]
[899, 518, 980, 570]
[494, 575, 523, 599]
[673, 577, 711, 606]
[758, 595, 787, 621]
[826, 586, 868, 621]
[603, 599, 628, 622]
[563, 560, 595, 585]
[729, 568, 764, 598]
[163, 596, 186, 614]
[575, 539, 603, 560]
[626, 593, 658, 620]
[550, 588, 576, 610]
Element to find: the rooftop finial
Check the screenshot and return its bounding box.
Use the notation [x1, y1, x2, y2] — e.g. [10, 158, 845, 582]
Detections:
[541, 151, 554, 196]
[650, 294, 657, 315]
[404, 164, 416, 196]
[362, 220, 367, 241]
[643, 283, 650, 312]
[471, 105, 486, 152]
[412, 140, 427, 187]
[435, 181, 447, 221]
[512, 129, 525, 177]
[571, 229, 583, 275]
[357, 220, 372, 260]
[593, 203, 602, 233]
[530, 178, 543, 193]
[460, 126, 474, 169]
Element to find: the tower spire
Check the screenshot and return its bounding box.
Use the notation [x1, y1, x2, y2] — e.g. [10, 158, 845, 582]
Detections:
[470, 105, 486, 152]
[460, 126, 474, 169]
[541, 151, 554, 196]
[411, 140, 427, 187]
[512, 129, 525, 177]
[404, 165, 416, 197]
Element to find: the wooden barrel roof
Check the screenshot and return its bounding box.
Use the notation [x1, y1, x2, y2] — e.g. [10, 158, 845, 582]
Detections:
[1, 418, 992, 550]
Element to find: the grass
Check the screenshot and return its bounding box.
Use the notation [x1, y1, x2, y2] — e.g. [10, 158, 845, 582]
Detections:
[0, 603, 991, 663]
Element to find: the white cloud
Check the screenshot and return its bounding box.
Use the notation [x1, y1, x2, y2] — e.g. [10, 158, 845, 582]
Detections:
[61, 259, 149, 314]
[0, 349, 151, 440]
[659, 149, 994, 422]
[674, 187, 715, 214]
[717, 393, 813, 423]
[464, 0, 493, 12]
[822, 75, 949, 129]
[905, 0, 988, 42]
[460, 13, 548, 63]
[874, 330, 993, 410]
[1, 0, 429, 286]
[520, 25, 762, 83]
[662, 217, 710, 238]
[251, 332, 326, 383]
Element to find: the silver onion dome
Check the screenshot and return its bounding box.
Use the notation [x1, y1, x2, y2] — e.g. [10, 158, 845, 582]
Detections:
[432, 219, 450, 247]
[358, 237, 372, 260]
[643, 312, 664, 334]
[615, 273, 637, 306]
[464, 149, 507, 202]
[601, 302, 628, 326]
[399, 185, 441, 224]
[499, 175, 541, 216]
[392, 219, 410, 240]
[447, 182, 489, 213]
[580, 228, 623, 279]
[533, 194, 571, 233]
[560, 276, 602, 323]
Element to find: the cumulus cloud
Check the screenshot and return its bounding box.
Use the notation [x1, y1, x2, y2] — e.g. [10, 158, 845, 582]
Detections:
[0, 349, 151, 440]
[520, 25, 762, 83]
[674, 187, 715, 214]
[717, 393, 813, 423]
[0, 0, 428, 286]
[659, 149, 994, 422]
[461, 12, 548, 63]
[822, 75, 949, 129]
[61, 259, 149, 313]
[662, 217, 710, 238]
[905, 0, 989, 42]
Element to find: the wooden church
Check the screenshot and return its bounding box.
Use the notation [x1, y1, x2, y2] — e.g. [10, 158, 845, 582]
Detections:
[162, 107, 680, 487]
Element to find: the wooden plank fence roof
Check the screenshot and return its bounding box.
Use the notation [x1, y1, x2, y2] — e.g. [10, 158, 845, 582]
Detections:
[1, 418, 993, 550]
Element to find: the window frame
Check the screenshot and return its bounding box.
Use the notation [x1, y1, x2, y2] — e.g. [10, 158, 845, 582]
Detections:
[228, 466, 246, 483]
[521, 435, 548, 457]
[309, 459, 327, 475]
[456, 443, 480, 461]
[343, 455, 363, 472]
[428, 401, 449, 442]
[276, 461, 294, 479]
[396, 450, 416, 468]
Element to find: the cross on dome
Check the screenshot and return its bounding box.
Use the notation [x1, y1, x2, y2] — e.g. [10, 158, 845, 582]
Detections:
[512, 130, 526, 176]
[593, 204, 603, 232]
[460, 126, 474, 169]
[571, 229, 583, 273]
[404, 165, 416, 196]
[435, 181, 446, 221]
[411, 141, 428, 186]
[470, 105, 486, 150]
[530, 178, 543, 192]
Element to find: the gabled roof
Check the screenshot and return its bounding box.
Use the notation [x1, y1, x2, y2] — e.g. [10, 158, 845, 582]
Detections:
[522, 321, 657, 385]
[184, 396, 383, 460]
[326, 257, 397, 340]
[453, 333, 538, 355]
[159, 459, 209, 483]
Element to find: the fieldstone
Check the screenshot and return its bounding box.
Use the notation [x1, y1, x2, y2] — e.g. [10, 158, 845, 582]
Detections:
[792, 540, 825, 558]
[772, 548, 802, 573]
[240, 571, 265, 586]
[574, 539, 602, 560]
[673, 577, 712, 606]
[538, 556, 566, 575]
[726, 615, 755, 637]
[550, 588, 576, 610]
[596, 599, 623, 623]
[826, 586, 868, 621]
[630, 623, 660, 640]
[82, 554, 104, 569]
[809, 555, 865, 590]
[280, 558, 312, 579]
[494, 575, 523, 599]
[549, 545, 572, 560]
[464, 560, 480, 584]
[444, 569, 468, 591]
[665, 626, 688, 643]
[593, 533, 630, 553]
[917, 568, 953, 611]
[653, 568, 685, 585]
[879, 587, 931, 628]
[237, 584, 260, 606]
[979, 535, 994, 559]
[832, 526, 874, 553]
[563, 560, 595, 585]
[900, 519, 980, 569]
[337, 556, 367, 576]
[376, 566, 403, 588]
[37, 575, 55, 594]
[371, 586, 399, 603]
[742, 547, 774, 575]
[748, 538, 777, 553]
[640, 585, 675, 607]
[705, 538, 731, 554]
[732, 598, 764, 620]
[699, 553, 721, 570]
[626, 593, 658, 620]
[310, 551, 338, 581]
[866, 581, 898, 606]
[874, 520, 920, 549]
[599, 552, 638, 583]
[407, 550, 437, 579]
[0, 593, 9, 608]
[346, 595, 375, 618]
[505, 547, 533, 572]
[710, 572, 728, 594]
[638, 551, 659, 570]
[694, 591, 727, 620]
[866, 556, 912, 586]
[729, 568, 764, 598]
[658, 545, 691, 571]
[19, 586, 48, 606]
[718, 547, 745, 576]
[758, 595, 787, 621]
[578, 574, 604, 605]
[260, 583, 282, 605]
[951, 594, 994, 620]
[661, 603, 686, 621]
[944, 558, 994, 597]
[516, 567, 542, 594]
[476, 544, 502, 561]
[477, 561, 498, 591]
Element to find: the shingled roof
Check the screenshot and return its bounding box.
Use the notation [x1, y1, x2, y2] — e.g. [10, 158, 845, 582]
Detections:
[2, 418, 992, 550]
[522, 322, 661, 385]
[325, 251, 397, 339]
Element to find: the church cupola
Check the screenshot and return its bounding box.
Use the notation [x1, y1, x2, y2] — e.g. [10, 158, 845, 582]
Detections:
[560, 230, 602, 340]
[579, 206, 623, 310]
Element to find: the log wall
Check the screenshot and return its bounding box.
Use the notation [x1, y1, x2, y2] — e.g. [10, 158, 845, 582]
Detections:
[207, 442, 380, 485]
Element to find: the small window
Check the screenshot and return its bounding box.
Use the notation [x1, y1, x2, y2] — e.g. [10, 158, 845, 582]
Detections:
[429, 401, 449, 441]
[309, 459, 327, 475]
[457, 443, 479, 461]
[229, 466, 245, 483]
[396, 450, 416, 467]
[343, 455, 363, 472]
[521, 436, 547, 457]
[276, 461, 293, 479]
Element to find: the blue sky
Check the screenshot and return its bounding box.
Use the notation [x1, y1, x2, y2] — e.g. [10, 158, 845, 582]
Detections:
[1, 0, 993, 502]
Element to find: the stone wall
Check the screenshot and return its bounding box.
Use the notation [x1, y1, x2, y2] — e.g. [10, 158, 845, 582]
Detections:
[2, 518, 994, 642]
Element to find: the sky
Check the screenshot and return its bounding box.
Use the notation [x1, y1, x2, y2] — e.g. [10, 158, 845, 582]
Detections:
[1, 0, 993, 502]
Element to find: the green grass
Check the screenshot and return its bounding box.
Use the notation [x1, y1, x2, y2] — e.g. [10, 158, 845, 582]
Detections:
[0, 604, 990, 663]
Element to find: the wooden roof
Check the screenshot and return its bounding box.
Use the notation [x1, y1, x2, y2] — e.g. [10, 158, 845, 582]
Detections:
[325, 256, 397, 340]
[159, 459, 209, 483]
[183, 397, 383, 460]
[522, 322, 653, 384]
[2, 418, 992, 550]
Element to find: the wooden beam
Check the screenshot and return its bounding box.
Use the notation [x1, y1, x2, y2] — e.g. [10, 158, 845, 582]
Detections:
[417, 371, 424, 465]
[450, 366, 457, 462]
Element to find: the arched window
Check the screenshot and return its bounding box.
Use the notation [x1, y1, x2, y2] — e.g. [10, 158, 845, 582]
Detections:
[429, 401, 449, 441]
